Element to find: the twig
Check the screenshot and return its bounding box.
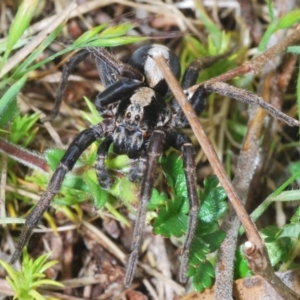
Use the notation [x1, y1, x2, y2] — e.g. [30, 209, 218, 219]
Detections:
[0, 138, 48, 173]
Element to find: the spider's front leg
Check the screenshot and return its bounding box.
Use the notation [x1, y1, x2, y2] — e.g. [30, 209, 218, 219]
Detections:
[43, 50, 90, 122]
[125, 130, 166, 287]
[95, 135, 114, 189]
[10, 121, 112, 264]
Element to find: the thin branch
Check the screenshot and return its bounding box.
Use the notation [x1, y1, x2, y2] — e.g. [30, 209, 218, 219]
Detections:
[0, 138, 49, 173]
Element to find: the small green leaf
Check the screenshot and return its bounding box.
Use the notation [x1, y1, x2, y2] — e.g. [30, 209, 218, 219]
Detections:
[38, 260, 59, 274]
[31, 279, 64, 288]
[2, 248, 61, 298]
[44, 148, 65, 170]
[199, 176, 227, 223]
[188, 235, 210, 264]
[287, 46, 300, 54]
[148, 189, 168, 211]
[277, 223, 300, 239]
[0, 260, 20, 284]
[188, 260, 215, 292]
[9, 113, 39, 145]
[28, 289, 46, 300]
[153, 196, 188, 237]
[291, 206, 300, 223]
[83, 171, 108, 209]
[110, 176, 139, 211]
[202, 230, 226, 252]
[234, 246, 252, 279]
[161, 152, 189, 212]
[261, 226, 294, 266]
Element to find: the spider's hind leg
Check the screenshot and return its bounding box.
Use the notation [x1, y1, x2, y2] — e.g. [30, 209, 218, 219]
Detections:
[166, 131, 200, 283]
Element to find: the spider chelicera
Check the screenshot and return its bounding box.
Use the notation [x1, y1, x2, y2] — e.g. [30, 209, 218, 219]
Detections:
[10, 43, 227, 286]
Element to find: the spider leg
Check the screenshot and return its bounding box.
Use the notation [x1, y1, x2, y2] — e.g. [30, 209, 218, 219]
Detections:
[42, 50, 90, 122]
[95, 78, 143, 112]
[128, 149, 147, 183]
[95, 135, 114, 189]
[180, 143, 199, 282]
[172, 52, 234, 127]
[10, 122, 111, 264]
[89, 47, 144, 82]
[166, 131, 199, 283]
[124, 130, 166, 287]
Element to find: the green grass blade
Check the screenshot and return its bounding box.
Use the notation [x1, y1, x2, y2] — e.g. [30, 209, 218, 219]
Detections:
[73, 23, 108, 46]
[267, 0, 275, 22]
[277, 10, 300, 29]
[13, 24, 64, 77]
[84, 36, 147, 48]
[0, 0, 40, 72]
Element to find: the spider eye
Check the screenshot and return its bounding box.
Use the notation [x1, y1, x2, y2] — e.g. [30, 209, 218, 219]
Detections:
[135, 115, 140, 121]
[126, 112, 131, 118]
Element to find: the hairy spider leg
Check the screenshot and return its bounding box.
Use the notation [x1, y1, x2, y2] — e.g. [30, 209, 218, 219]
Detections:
[124, 129, 200, 286]
[125, 130, 166, 287]
[95, 78, 143, 112]
[90, 47, 144, 83]
[172, 52, 234, 127]
[95, 135, 114, 189]
[165, 131, 199, 283]
[44, 47, 145, 122]
[128, 150, 147, 183]
[10, 121, 114, 264]
[180, 143, 199, 282]
[43, 50, 90, 122]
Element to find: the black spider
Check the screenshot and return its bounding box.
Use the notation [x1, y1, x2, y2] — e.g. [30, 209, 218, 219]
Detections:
[10, 44, 222, 286]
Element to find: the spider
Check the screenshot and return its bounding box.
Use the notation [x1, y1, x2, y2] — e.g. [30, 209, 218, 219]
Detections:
[10, 43, 228, 286]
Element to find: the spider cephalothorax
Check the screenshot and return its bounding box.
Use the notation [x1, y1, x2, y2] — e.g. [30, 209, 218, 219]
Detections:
[11, 43, 209, 286]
